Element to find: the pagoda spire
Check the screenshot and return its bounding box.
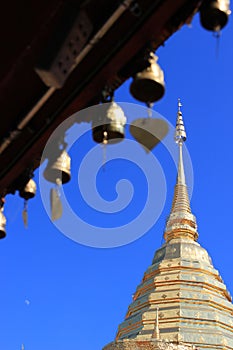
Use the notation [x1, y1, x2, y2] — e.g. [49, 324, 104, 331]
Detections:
[176, 99, 186, 185]
[164, 99, 198, 242]
[103, 99, 233, 350]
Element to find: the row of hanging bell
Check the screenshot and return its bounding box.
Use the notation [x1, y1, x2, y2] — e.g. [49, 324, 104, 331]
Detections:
[130, 52, 165, 104]
[200, 0, 231, 32]
[19, 178, 37, 228]
[43, 149, 71, 221]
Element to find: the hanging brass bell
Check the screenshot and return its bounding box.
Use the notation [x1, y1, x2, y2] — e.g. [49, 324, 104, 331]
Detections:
[43, 150, 71, 184]
[200, 0, 231, 31]
[130, 52, 165, 103]
[19, 179, 37, 200]
[0, 209, 6, 239]
[92, 101, 127, 144]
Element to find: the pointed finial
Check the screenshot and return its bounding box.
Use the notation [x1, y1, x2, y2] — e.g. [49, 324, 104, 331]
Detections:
[163, 99, 198, 242]
[152, 307, 160, 340]
[178, 98, 182, 111]
[175, 99, 186, 144]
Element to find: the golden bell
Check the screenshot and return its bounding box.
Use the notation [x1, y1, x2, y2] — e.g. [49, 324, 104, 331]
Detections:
[43, 150, 71, 184]
[92, 101, 126, 144]
[130, 53, 165, 103]
[19, 179, 37, 200]
[0, 210, 6, 239]
[200, 0, 231, 31]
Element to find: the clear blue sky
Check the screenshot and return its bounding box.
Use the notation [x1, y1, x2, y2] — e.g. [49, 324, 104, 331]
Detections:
[1, 13, 233, 350]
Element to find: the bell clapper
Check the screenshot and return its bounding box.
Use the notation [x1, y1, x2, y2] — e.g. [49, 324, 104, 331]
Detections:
[102, 131, 108, 171]
[50, 178, 63, 222]
[147, 102, 154, 118]
[213, 29, 221, 58]
[55, 178, 62, 196]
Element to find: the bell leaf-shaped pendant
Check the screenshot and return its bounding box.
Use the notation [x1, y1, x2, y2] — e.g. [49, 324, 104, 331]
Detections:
[50, 188, 63, 222]
[130, 118, 168, 152]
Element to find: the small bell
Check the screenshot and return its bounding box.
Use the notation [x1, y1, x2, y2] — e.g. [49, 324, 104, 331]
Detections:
[19, 179, 37, 228]
[200, 0, 231, 32]
[43, 150, 71, 184]
[92, 101, 127, 144]
[19, 179, 37, 200]
[175, 100, 186, 143]
[43, 150, 71, 222]
[130, 52, 165, 103]
[0, 199, 6, 239]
